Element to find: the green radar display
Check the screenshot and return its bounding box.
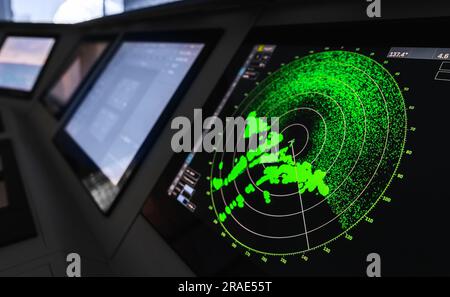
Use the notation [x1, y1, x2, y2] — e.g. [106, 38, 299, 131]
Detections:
[143, 21, 450, 276]
[209, 50, 407, 255]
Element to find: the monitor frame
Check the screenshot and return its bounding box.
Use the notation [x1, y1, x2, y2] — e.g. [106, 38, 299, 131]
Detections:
[140, 17, 450, 276]
[54, 29, 223, 215]
[0, 33, 58, 99]
[40, 34, 120, 119]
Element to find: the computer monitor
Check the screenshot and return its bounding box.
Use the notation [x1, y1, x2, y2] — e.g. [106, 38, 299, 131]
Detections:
[43, 38, 111, 118]
[54, 30, 221, 214]
[142, 20, 450, 276]
[0, 36, 55, 94]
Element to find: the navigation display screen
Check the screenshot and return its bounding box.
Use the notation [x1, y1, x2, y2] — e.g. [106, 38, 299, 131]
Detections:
[66, 42, 204, 186]
[53, 32, 218, 214]
[142, 22, 450, 276]
[44, 40, 110, 117]
[0, 36, 55, 92]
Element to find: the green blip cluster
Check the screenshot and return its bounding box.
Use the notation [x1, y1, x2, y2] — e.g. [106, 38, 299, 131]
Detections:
[212, 121, 284, 191]
[215, 112, 330, 223]
[219, 194, 245, 222]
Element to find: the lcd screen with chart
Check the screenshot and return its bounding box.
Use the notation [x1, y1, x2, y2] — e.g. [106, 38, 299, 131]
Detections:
[142, 20, 450, 276]
[43, 38, 111, 117]
[54, 31, 221, 214]
[0, 36, 55, 94]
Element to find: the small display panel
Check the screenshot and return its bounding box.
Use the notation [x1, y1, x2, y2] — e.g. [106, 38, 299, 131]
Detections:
[44, 40, 110, 117]
[0, 36, 55, 92]
[142, 22, 450, 276]
[54, 30, 221, 215]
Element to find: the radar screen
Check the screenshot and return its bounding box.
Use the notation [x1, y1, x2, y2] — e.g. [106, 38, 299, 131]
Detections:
[142, 21, 450, 276]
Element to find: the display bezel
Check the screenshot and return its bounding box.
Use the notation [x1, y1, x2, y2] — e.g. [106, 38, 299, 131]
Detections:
[54, 29, 223, 215]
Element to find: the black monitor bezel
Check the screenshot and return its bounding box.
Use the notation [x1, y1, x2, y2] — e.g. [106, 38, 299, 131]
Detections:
[54, 29, 223, 215]
[40, 34, 120, 119]
[0, 33, 58, 99]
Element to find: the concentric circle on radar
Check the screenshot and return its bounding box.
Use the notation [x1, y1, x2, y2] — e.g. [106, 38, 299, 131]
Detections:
[209, 50, 407, 256]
